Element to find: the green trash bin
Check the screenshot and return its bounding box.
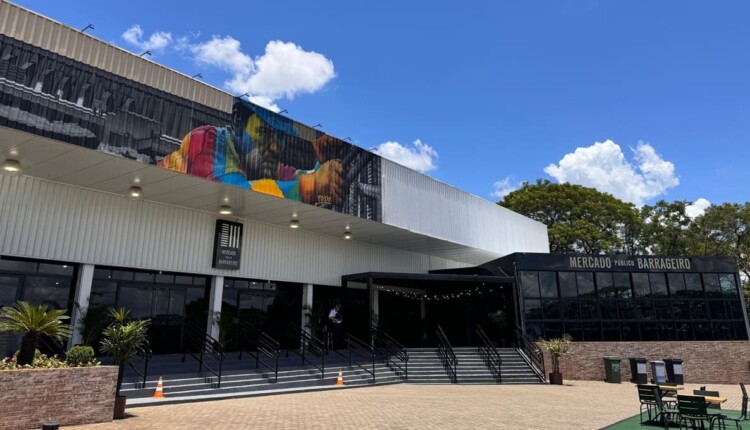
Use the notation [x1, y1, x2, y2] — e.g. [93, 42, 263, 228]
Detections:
[603, 357, 622, 383]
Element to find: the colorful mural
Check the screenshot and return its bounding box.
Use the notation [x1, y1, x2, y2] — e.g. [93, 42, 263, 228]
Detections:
[159, 99, 381, 218]
[0, 35, 381, 220]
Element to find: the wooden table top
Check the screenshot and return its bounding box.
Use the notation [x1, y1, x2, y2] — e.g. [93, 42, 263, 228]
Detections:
[658, 385, 684, 391]
[679, 394, 728, 404]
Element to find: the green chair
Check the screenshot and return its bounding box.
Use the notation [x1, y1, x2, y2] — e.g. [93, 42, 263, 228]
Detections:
[740, 383, 749, 421]
[677, 395, 741, 430]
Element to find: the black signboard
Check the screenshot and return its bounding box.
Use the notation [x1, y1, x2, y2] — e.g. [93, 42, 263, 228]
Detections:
[212, 220, 243, 270]
[498, 253, 739, 274]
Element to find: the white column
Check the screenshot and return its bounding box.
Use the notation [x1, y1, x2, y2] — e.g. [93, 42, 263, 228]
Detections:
[301, 283, 313, 334]
[207, 275, 224, 340]
[69, 264, 95, 348]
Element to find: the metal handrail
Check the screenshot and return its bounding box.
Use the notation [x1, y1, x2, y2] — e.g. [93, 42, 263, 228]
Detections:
[476, 325, 502, 383]
[237, 321, 280, 383]
[371, 324, 408, 380]
[435, 324, 457, 384]
[345, 332, 376, 383]
[126, 341, 152, 388]
[286, 323, 326, 379]
[180, 319, 225, 388]
[516, 328, 546, 382]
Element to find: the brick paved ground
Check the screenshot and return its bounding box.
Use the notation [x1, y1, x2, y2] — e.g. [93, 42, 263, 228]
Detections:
[62, 381, 746, 430]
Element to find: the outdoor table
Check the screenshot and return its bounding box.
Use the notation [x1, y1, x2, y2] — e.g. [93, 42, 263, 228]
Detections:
[658, 385, 684, 392]
[680, 394, 727, 405]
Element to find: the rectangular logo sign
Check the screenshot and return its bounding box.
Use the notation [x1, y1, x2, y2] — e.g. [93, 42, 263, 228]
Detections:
[212, 220, 243, 270]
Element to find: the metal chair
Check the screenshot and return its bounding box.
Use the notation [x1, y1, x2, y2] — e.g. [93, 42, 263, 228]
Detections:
[694, 389, 722, 411]
[653, 387, 679, 430]
[638, 384, 661, 424]
[740, 383, 749, 421]
[677, 395, 721, 430]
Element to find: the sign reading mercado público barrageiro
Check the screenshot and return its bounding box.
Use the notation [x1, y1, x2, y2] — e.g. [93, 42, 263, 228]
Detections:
[212, 220, 243, 270]
[513, 253, 739, 273]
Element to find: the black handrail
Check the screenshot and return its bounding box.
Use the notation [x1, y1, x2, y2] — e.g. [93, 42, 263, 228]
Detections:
[286, 323, 326, 379]
[345, 332, 376, 383]
[516, 328, 546, 382]
[435, 324, 457, 384]
[180, 319, 225, 388]
[370, 324, 408, 380]
[126, 341, 152, 388]
[237, 321, 280, 383]
[476, 325, 502, 383]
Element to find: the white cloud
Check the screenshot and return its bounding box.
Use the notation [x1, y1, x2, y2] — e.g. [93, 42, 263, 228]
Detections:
[543, 139, 679, 206]
[190, 37, 335, 111]
[373, 139, 438, 174]
[491, 177, 520, 199]
[122, 25, 172, 52]
[686, 198, 711, 219]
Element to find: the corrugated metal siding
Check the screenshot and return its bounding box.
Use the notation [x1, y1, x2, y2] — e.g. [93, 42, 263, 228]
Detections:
[381, 159, 549, 256]
[0, 175, 466, 285]
[0, 2, 232, 113]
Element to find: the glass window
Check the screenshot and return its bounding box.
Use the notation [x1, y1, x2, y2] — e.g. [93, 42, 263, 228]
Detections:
[525, 322, 543, 338]
[684, 274, 703, 297]
[520, 271, 540, 297]
[523, 299, 542, 320]
[649, 273, 668, 297]
[732, 322, 749, 340]
[193, 277, 208, 287]
[234, 280, 249, 290]
[667, 273, 686, 297]
[37, 263, 75, 276]
[559, 272, 577, 297]
[618, 300, 636, 319]
[632, 273, 650, 297]
[560, 300, 580, 319]
[719, 274, 739, 298]
[694, 322, 711, 340]
[576, 272, 595, 297]
[22, 276, 71, 310]
[579, 300, 598, 319]
[690, 301, 708, 319]
[134, 272, 154, 283]
[89, 280, 117, 308]
[155, 274, 175, 284]
[675, 322, 694, 341]
[640, 323, 658, 341]
[653, 300, 673, 320]
[175, 276, 193, 285]
[111, 270, 133, 281]
[657, 322, 675, 341]
[602, 323, 621, 341]
[727, 300, 744, 319]
[636, 299, 654, 320]
[93, 268, 111, 280]
[563, 322, 583, 341]
[702, 274, 721, 298]
[596, 273, 615, 298]
[0, 259, 37, 273]
[539, 272, 558, 298]
[708, 301, 727, 320]
[117, 286, 152, 319]
[621, 322, 639, 341]
[542, 300, 560, 319]
[581, 323, 602, 341]
[711, 322, 732, 340]
[672, 301, 691, 320]
[0, 276, 22, 307]
[543, 322, 562, 339]
[613, 273, 632, 298]
[599, 299, 618, 320]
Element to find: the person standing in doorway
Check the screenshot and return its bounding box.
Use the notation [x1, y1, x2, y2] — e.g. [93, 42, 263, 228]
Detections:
[328, 303, 343, 349]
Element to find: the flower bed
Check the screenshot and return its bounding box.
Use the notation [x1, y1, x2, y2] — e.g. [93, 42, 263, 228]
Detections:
[0, 366, 118, 430]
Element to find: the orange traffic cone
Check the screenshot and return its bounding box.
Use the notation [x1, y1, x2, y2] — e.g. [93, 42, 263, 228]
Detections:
[153, 376, 165, 398]
[336, 370, 345, 386]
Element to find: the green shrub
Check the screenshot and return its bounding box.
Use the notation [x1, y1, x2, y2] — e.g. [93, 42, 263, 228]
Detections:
[1, 352, 68, 371]
[66, 345, 98, 367]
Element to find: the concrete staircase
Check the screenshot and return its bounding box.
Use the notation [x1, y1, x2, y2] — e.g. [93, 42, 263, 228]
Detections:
[402, 347, 544, 384]
[120, 351, 403, 405]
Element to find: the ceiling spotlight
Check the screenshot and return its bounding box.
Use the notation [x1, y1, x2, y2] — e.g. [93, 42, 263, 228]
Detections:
[219, 205, 233, 215]
[343, 230, 352, 240]
[127, 186, 143, 199]
[1, 159, 22, 175]
[290, 219, 300, 229]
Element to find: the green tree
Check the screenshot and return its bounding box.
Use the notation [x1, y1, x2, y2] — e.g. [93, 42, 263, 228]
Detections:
[688, 202, 750, 280]
[640, 200, 695, 255]
[0, 301, 72, 365]
[499, 180, 642, 254]
[100, 308, 150, 396]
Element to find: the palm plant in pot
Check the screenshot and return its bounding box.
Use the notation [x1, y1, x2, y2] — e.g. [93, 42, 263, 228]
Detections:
[0, 301, 71, 365]
[538, 334, 572, 385]
[99, 308, 149, 419]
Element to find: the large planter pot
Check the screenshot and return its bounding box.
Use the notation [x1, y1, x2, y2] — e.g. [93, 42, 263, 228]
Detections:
[0, 366, 118, 430]
[113, 395, 127, 419]
[549, 372, 564, 385]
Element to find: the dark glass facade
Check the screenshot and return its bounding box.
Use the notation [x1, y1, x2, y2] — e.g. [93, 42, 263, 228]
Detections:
[499, 254, 749, 342]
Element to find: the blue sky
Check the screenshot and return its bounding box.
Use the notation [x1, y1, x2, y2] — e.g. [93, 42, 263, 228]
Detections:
[13, 0, 750, 213]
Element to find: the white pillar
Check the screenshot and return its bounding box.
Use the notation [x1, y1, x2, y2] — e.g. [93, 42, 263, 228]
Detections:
[207, 276, 224, 340]
[69, 264, 95, 348]
[301, 283, 313, 334]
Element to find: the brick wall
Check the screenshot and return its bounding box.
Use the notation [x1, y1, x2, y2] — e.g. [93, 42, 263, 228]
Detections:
[0, 366, 118, 430]
[540, 341, 750, 384]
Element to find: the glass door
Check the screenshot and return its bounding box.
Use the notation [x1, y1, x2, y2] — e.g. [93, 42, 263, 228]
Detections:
[0, 275, 23, 357]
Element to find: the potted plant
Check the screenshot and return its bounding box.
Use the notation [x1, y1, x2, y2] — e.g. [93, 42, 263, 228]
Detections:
[99, 308, 150, 419]
[538, 334, 572, 385]
[0, 301, 71, 365]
